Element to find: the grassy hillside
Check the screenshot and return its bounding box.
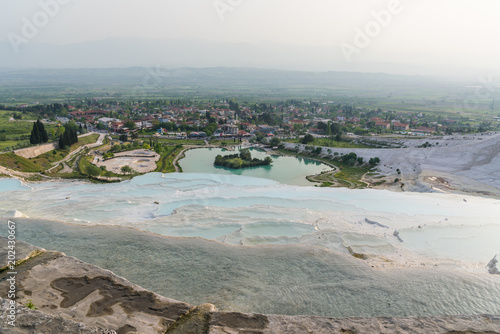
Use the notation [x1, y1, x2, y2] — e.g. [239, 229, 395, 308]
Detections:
[0, 153, 42, 172]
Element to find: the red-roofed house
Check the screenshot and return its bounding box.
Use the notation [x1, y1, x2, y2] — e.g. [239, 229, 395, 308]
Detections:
[413, 127, 435, 135]
[393, 122, 410, 131]
[375, 121, 390, 130]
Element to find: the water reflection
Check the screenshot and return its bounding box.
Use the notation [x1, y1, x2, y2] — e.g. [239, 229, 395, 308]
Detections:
[180, 147, 330, 186]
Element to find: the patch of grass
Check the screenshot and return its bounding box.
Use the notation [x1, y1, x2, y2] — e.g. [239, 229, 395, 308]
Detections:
[278, 148, 370, 188]
[45, 163, 64, 176]
[73, 133, 99, 148]
[77, 152, 93, 175]
[25, 300, 37, 310]
[0, 140, 29, 151]
[94, 136, 111, 151]
[31, 149, 68, 170]
[156, 145, 183, 173]
[53, 172, 87, 180]
[0, 153, 42, 172]
[335, 165, 370, 187]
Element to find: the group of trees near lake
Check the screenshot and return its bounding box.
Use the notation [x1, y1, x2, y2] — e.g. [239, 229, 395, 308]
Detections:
[29, 120, 49, 145]
[214, 148, 272, 169]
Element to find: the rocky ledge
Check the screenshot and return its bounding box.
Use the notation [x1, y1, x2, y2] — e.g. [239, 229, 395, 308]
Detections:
[1, 238, 499, 334]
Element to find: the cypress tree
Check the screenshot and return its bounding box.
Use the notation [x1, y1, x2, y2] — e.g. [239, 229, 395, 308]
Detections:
[59, 134, 64, 148]
[30, 121, 40, 145]
[38, 120, 48, 143]
[73, 129, 78, 144]
[31, 120, 48, 144]
[60, 129, 68, 148]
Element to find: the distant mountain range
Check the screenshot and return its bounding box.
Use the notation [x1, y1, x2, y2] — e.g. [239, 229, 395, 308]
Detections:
[0, 66, 454, 91]
[0, 37, 487, 78]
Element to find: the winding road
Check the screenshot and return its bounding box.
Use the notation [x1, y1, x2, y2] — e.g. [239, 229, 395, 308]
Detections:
[39, 132, 106, 173]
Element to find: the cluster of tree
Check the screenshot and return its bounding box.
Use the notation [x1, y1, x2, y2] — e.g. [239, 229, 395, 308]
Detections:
[228, 100, 241, 115]
[340, 152, 359, 165]
[29, 120, 49, 145]
[58, 128, 78, 149]
[121, 165, 133, 174]
[6, 103, 69, 119]
[257, 112, 279, 126]
[368, 157, 380, 166]
[85, 165, 103, 177]
[338, 152, 381, 166]
[214, 149, 272, 169]
[269, 137, 280, 147]
[86, 162, 134, 178]
[109, 141, 142, 153]
[301, 134, 315, 144]
[85, 163, 132, 178]
[316, 122, 341, 135]
[204, 121, 219, 136]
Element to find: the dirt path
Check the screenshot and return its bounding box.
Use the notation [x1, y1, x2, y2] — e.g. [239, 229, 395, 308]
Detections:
[46, 133, 106, 173]
[59, 163, 73, 173]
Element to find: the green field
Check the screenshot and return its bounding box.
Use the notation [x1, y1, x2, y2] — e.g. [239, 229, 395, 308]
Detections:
[0, 141, 26, 151]
[0, 110, 59, 151]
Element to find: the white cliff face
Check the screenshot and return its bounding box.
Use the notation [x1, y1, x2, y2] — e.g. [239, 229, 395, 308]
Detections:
[285, 131, 500, 196]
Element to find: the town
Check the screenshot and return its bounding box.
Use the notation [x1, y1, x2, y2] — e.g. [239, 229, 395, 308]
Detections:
[3, 96, 498, 151]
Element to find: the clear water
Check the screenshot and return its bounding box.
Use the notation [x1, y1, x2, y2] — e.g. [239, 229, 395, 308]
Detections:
[0, 174, 499, 317]
[0, 178, 27, 192]
[2, 218, 500, 318]
[179, 147, 331, 186]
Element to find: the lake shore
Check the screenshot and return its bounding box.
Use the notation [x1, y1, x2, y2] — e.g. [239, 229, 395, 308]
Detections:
[282, 131, 500, 198]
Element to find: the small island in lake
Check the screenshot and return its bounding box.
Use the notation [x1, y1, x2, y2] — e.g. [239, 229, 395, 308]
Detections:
[214, 148, 273, 169]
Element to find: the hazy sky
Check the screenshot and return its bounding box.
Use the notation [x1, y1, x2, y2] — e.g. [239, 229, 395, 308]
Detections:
[2, 0, 500, 75]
